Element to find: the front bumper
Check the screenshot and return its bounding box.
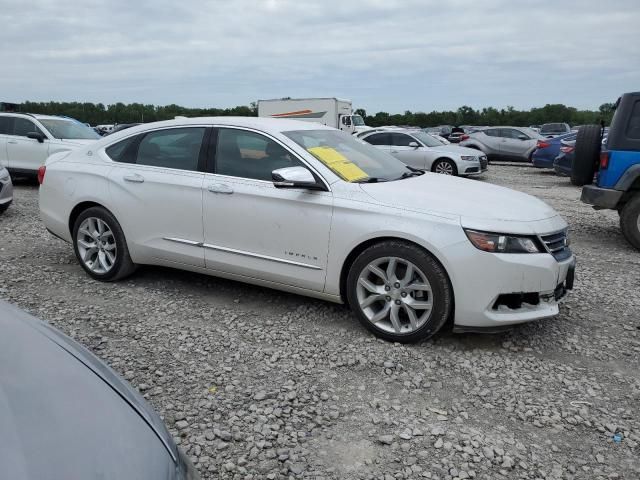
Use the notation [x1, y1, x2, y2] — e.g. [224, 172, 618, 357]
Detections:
[443, 237, 575, 329]
[580, 184, 623, 210]
[459, 158, 486, 176]
[0, 171, 13, 208]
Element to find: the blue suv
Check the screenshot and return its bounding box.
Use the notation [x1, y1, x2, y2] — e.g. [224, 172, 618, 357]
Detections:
[577, 92, 640, 250]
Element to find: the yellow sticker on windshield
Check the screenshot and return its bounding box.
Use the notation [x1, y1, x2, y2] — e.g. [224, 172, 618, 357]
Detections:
[307, 146, 369, 182]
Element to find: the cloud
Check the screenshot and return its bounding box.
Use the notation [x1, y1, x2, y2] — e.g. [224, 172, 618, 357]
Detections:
[0, 0, 638, 112]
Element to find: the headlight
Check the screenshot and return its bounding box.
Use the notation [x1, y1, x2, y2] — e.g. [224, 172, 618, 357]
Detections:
[464, 229, 541, 253]
[460, 155, 477, 161]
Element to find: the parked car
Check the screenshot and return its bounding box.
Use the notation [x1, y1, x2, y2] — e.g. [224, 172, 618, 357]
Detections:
[0, 166, 13, 213]
[360, 128, 487, 176]
[0, 300, 199, 479]
[553, 139, 576, 176]
[39, 117, 574, 343]
[110, 123, 142, 135]
[448, 129, 468, 144]
[460, 126, 543, 162]
[579, 91, 640, 250]
[0, 113, 100, 177]
[532, 132, 577, 168]
[425, 125, 453, 139]
[540, 123, 571, 138]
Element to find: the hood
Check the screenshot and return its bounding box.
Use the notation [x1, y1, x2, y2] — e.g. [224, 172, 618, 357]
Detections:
[431, 144, 486, 157]
[53, 138, 97, 147]
[0, 300, 178, 479]
[359, 173, 561, 227]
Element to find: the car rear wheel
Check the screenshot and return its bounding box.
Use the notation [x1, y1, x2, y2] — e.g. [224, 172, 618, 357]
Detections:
[620, 195, 640, 250]
[72, 206, 137, 281]
[432, 159, 458, 176]
[571, 125, 602, 186]
[346, 241, 452, 343]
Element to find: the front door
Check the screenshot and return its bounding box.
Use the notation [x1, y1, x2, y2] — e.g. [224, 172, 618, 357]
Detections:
[6, 118, 49, 172]
[105, 126, 208, 267]
[389, 133, 427, 169]
[202, 127, 333, 292]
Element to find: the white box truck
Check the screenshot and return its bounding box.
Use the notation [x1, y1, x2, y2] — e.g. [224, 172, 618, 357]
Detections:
[257, 97, 370, 134]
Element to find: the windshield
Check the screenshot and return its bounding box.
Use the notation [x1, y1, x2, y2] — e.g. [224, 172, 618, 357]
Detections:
[39, 119, 100, 140]
[284, 129, 410, 182]
[410, 131, 445, 147]
[540, 123, 567, 134]
[352, 115, 365, 126]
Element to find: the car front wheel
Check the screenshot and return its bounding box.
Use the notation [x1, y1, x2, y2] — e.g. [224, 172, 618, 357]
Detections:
[432, 159, 458, 176]
[346, 241, 453, 343]
[72, 206, 137, 281]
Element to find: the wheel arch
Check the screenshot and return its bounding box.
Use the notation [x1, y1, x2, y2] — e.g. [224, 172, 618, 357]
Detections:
[68, 201, 113, 235]
[338, 236, 456, 326]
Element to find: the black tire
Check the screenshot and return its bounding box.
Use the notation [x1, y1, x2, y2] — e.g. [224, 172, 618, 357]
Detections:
[620, 194, 640, 250]
[346, 241, 453, 343]
[571, 125, 602, 186]
[0, 203, 9, 214]
[72, 206, 137, 281]
[432, 158, 459, 176]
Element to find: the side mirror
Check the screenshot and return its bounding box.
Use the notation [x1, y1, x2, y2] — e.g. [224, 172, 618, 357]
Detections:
[27, 131, 46, 143]
[408, 141, 420, 148]
[272, 166, 322, 190]
[518, 135, 528, 141]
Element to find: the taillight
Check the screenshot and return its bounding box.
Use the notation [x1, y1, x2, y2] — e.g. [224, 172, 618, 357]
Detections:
[37, 165, 46, 184]
[560, 146, 575, 154]
[536, 140, 550, 149]
[600, 151, 610, 169]
[460, 134, 469, 141]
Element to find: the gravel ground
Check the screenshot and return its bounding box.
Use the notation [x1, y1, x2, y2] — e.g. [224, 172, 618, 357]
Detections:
[1, 164, 639, 480]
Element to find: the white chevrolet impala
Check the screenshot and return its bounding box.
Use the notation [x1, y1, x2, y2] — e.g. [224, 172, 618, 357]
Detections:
[39, 117, 575, 343]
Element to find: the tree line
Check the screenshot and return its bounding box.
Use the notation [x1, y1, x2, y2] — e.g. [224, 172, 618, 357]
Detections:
[19, 100, 615, 127]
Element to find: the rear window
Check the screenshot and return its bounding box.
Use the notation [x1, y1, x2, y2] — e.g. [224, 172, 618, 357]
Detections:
[540, 123, 567, 134]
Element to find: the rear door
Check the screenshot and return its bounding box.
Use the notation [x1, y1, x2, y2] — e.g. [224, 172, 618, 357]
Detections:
[481, 128, 504, 158]
[202, 127, 332, 291]
[0, 117, 11, 168]
[6, 117, 49, 172]
[106, 126, 209, 267]
[389, 133, 427, 169]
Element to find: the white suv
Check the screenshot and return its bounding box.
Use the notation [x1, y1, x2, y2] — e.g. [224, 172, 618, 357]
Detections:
[0, 113, 99, 176]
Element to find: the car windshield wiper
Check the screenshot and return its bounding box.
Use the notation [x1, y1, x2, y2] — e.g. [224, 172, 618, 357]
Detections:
[355, 177, 388, 183]
[396, 170, 425, 180]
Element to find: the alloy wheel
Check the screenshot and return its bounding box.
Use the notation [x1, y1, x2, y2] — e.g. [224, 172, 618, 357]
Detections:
[76, 217, 117, 274]
[356, 257, 433, 334]
[435, 161, 454, 175]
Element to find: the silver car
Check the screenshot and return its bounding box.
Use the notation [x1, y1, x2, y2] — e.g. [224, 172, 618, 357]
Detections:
[0, 167, 13, 213]
[459, 126, 542, 162]
[360, 129, 487, 176]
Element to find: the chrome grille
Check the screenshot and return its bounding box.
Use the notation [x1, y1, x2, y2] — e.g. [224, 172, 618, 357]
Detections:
[540, 230, 571, 261]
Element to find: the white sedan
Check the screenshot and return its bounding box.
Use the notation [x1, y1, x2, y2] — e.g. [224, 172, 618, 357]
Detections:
[39, 117, 575, 343]
[359, 128, 488, 176]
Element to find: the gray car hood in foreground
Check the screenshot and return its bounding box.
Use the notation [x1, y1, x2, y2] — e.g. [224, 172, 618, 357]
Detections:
[360, 173, 559, 223]
[0, 300, 178, 480]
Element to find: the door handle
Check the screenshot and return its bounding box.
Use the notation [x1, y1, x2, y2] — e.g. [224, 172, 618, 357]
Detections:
[391, 150, 399, 153]
[7, 140, 17, 144]
[208, 183, 234, 194]
[123, 174, 145, 183]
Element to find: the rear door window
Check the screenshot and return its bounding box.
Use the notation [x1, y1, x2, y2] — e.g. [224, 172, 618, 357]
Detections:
[136, 128, 205, 171]
[0, 117, 13, 135]
[362, 133, 391, 146]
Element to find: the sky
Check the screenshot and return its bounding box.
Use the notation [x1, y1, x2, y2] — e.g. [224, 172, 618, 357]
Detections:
[1, 0, 638, 113]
